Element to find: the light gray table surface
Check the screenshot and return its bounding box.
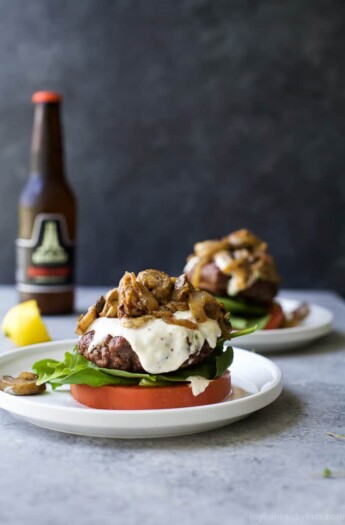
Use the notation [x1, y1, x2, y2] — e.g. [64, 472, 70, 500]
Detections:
[0, 287, 344, 525]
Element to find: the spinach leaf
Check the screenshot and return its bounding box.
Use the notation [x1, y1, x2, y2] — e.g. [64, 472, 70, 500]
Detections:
[33, 351, 138, 388]
[215, 296, 267, 316]
[230, 314, 270, 331]
[32, 344, 234, 389]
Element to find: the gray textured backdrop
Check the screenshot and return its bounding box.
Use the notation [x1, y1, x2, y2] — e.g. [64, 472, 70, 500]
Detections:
[0, 0, 344, 292]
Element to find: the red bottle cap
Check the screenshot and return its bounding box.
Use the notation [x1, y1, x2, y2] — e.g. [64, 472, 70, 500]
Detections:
[32, 91, 62, 104]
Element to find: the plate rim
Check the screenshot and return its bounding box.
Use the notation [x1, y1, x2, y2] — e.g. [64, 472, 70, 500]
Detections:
[0, 340, 282, 420]
[232, 297, 333, 339]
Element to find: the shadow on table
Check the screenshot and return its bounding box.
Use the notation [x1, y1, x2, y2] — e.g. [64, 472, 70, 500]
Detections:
[24, 386, 304, 450]
[148, 387, 304, 449]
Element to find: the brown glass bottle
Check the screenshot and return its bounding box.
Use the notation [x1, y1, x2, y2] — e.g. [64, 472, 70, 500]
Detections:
[16, 91, 76, 314]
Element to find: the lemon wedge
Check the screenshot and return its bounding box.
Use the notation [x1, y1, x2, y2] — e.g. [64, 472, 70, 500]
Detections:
[1, 300, 51, 346]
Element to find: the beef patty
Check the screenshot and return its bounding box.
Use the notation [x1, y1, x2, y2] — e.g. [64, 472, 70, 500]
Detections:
[77, 331, 214, 373]
[237, 279, 278, 305]
[187, 261, 277, 305]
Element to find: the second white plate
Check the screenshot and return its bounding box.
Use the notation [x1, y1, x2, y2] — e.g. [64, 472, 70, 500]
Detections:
[0, 340, 282, 438]
[232, 298, 333, 352]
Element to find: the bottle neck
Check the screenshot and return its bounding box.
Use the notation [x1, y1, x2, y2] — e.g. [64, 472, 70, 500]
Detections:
[30, 103, 65, 181]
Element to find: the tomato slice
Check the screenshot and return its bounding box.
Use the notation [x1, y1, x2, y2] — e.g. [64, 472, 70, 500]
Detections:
[71, 371, 231, 410]
[264, 303, 284, 330]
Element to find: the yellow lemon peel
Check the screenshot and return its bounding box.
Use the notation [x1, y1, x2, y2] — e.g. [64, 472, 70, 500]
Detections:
[1, 300, 51, 346]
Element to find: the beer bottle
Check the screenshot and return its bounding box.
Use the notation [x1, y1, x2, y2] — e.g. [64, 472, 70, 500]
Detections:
[16, 91, 76, 314]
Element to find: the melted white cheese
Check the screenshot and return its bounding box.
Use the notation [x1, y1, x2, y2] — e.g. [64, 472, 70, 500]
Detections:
[227, 275, 241, 296]
[187, 375, 211, 396]
[226, 272, 258, 296]
[185, 254, 246, 296]
[183, 256, 198, 274]
[85, 311, 221, 375]
[213, 251, 232, 274]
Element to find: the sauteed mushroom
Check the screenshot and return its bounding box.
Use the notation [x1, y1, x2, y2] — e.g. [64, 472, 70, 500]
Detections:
[0, 372, 46, 396]
[118, 272, 159, 317]
[228, 229, 265, 250]
[283, 303, 310, 328]
[171, 274, 193, 302]
[137, 270, 173, 302]
[75, 270, 230, 334]
[186, 229, 280, 297]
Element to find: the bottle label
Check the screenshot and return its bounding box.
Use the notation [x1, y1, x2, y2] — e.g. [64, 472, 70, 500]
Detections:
[16, 214, 74, 293]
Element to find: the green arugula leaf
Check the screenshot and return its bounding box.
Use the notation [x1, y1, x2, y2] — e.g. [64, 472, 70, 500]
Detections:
[231, 314, 270, 331]
[229, 316, 248, 329]
[215, 296, 267, 316]
[32, 344, 234, 389]
[49, 368, 138, 388]
[33, 350, 132, 387]
[215, 295, 269, 331]
[230, 325, 257, 338]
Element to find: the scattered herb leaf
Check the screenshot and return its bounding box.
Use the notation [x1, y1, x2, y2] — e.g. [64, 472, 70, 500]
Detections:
[327, 432, 345, 441]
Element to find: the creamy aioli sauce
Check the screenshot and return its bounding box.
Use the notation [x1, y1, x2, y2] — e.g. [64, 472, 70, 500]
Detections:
[185, 253, 262, 297]
[186, 375, 211, 396]
[183, 256, 198, 274]
[228, 386, 250, 401]
[226, 274, 241, 296]
[185, 254, 243, 296]
[86, 310, 221, 375]
[226, 271, 258, 296]
[213, 252, 232, 273]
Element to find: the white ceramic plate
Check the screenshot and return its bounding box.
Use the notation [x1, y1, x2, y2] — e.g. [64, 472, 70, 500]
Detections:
[0, 340, 282, 438]
[232, 298, 333, 353]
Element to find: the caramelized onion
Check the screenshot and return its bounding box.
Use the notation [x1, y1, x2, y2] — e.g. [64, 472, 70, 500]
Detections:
[106, 305, 118, 318]
[162, 316, 198, 330]
[194, 239, 230, 258]
[99, 304, 109, 317]
[119, 313, 197, 330]
[76, 269, 230, 337]
[98, 289, 119, 317]
[105, 288, 118, 305]
[160, 301, 189, 313]
[189, 257, 207, 288]
[76, 305, 97, 335]
[228, 229, 262, 249]
[188, 229, 280, 295]
[120, 315, 155, 328]
[136, 280, 160, 312]
[213, 250, 238, 275]
[189, 290, 217, 323]
[118, 272, 159, 317]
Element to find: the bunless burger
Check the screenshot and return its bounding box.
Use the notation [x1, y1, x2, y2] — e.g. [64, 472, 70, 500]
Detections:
[184, 229, 309, 329]
[184, 229, 285, 329]
[34, 270, 249, 409]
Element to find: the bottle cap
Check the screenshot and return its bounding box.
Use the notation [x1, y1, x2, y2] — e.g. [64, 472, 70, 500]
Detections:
[32, 91, 62, 104]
